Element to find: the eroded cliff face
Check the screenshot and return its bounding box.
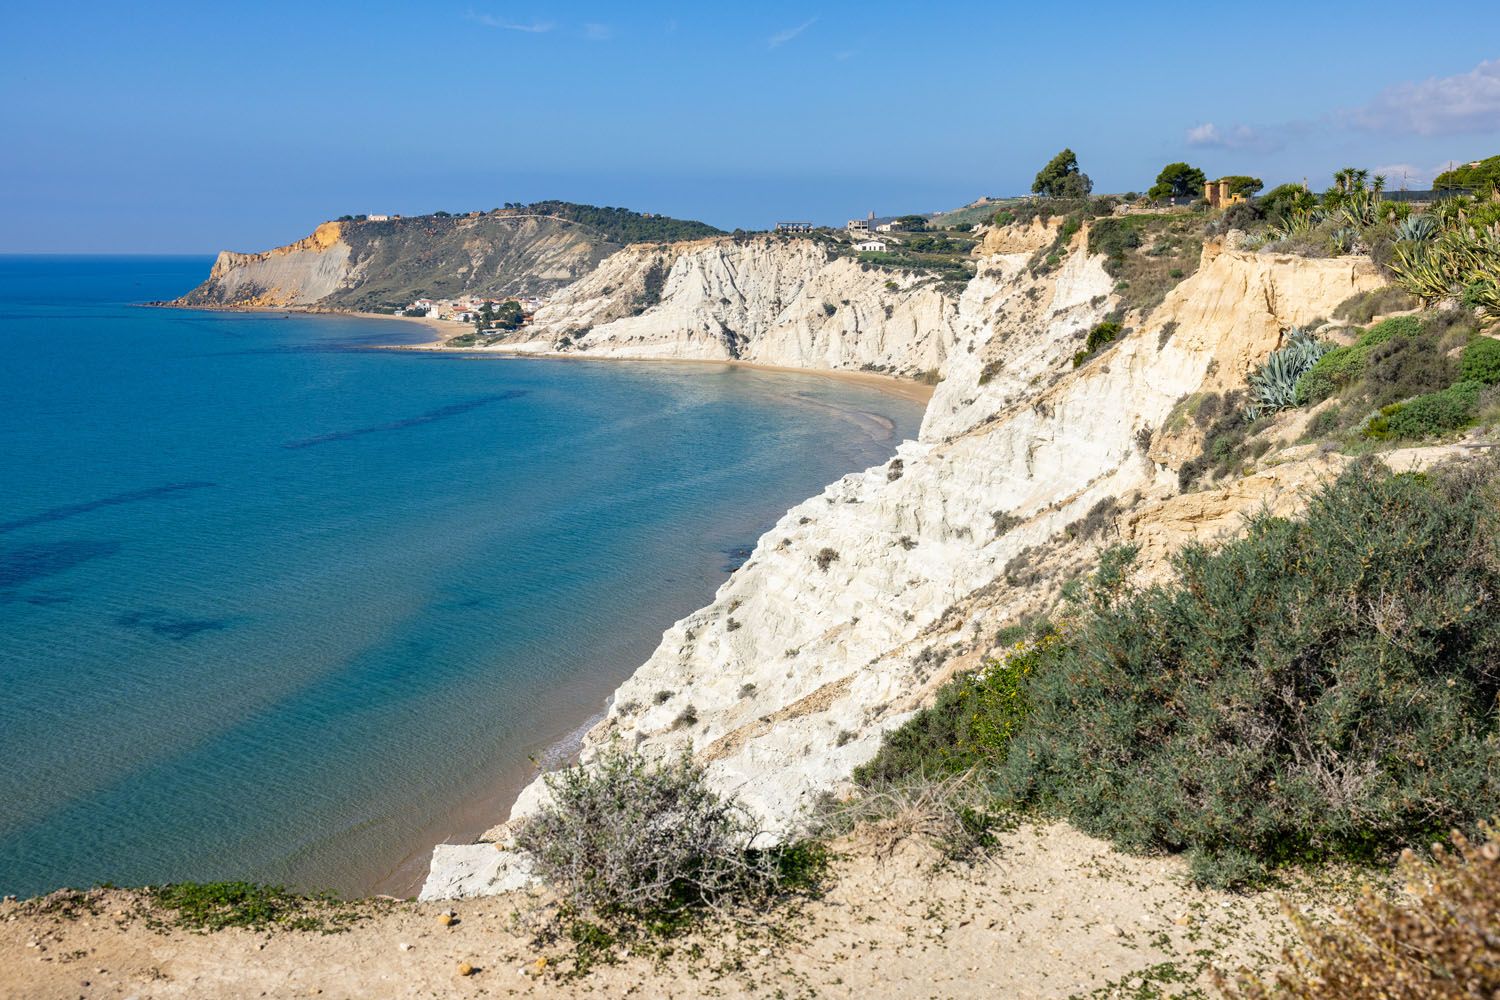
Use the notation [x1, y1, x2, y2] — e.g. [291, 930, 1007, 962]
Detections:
[171, 215, 614, 310]
[491, 236, 962, 377]
[420, 234, 1387, 898]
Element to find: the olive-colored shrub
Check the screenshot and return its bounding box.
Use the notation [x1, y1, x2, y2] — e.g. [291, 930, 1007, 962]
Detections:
[1460, 336, 1500, 385]
[999, 459, 1500, 887]
[1366, 380, 1483, 440]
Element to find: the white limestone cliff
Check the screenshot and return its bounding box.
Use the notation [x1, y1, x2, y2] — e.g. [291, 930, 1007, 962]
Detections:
[420, 232, 1387, 899]
[490, 236, 962, 377]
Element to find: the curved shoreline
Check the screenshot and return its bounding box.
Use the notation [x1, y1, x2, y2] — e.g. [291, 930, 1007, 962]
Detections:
[147, 302, 937, 406]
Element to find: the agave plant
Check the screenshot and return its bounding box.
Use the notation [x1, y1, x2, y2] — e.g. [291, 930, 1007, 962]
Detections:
[1330, 227, 1358, 254]
[1268, 207, 1323, 241]
[1245, 329, 1332, 419]
[1394, 213, 1440, 243]
[1338, 189, 1381, 228]
[1390, 240, 1457, 302]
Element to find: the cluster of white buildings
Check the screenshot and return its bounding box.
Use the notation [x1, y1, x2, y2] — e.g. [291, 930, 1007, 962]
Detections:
[404, 295, 546, 323]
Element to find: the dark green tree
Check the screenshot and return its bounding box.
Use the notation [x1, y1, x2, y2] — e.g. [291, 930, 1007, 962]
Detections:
[1219, 175, 1264, 198]
[1147, 162, 1207, 200]
[1033, 149, 1091, 198]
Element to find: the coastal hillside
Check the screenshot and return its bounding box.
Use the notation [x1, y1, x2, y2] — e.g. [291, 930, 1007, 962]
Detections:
[492, 235, 963, 377]
[424, 220, 1391, 895]
[170, 204, 723, 311]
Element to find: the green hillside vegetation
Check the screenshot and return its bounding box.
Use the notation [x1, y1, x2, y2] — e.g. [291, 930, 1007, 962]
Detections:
[1434, 155, 1500, 193]
[816, 229, 978, 291]
[929, 198, 1023, 230]
[518, 201, 724, 244]
[856, 457, 1500, 888]
[1208, 165, 1500, 322]
[330, 214, 617, 310]
[1173, 309, 1498, 491]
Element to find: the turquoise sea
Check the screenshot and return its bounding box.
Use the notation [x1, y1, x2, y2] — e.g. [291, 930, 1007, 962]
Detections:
[0, 256, 924, 898]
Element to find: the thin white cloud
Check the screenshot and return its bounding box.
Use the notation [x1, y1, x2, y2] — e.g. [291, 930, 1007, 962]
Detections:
[1345, 59, 1500, 136]
[583, 22, 612, 40]
[468, 11, 555, 33]
[769, 17, 817, 48]
[1185, 122, 1285, 153]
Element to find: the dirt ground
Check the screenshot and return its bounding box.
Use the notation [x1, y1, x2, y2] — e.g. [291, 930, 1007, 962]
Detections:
[0, 821, 1350, 1000]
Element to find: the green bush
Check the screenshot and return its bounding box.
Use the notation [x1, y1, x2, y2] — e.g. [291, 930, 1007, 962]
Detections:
[1294, 345, 1364, 404]
[1460, 337, 1500, 385]
[998, 458, 1500, 887]
[1357, 314, 1421, 347]
[1072, 320, 1122, 367]
[855, 637, 1055, 786]
[1366, 381, 1483, 440]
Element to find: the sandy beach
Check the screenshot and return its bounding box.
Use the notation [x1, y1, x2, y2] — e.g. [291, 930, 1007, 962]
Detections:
[150, 303, 938, 407]
[378, 333, 939, 406]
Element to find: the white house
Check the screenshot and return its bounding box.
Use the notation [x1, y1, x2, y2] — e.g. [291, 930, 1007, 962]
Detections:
[853, 239, 888, 252]
[368, 214, 390, 222]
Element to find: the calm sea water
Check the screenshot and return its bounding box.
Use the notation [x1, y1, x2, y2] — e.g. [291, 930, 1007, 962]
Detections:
[0, 256, 923, 898]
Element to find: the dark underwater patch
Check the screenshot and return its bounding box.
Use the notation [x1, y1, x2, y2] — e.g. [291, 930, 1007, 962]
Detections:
[0, 540, 122, 588]
[116, 609, 235, 641]
[283, 390, 528, 449]
[0, 482, 215, 535]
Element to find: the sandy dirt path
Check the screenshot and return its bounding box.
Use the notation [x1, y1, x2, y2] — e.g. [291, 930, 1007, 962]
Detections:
[1, 821, 1345, 999]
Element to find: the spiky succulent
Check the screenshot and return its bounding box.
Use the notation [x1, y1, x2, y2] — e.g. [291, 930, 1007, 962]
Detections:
[1246, 329, 1332, 419]
[1394, 213, 1439, 243]
[1330, 227, 1358, 254]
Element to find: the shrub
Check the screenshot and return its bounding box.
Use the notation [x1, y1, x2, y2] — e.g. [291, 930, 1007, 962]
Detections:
[513, 746, 778, 917]
[1460, 336, 1500, 385]
[1366, 380, 1483, 440]
[991, 510, 1021, 536]
[856, 637, 1056, 786]
[1072, 320, 1122, 367]
[999, 459, 1500, 886]
[1063, 495, 1120, 542]
[1361, 333, 1454, 407]
[1359, 314, 1422, 346]
[814, 547, 839, 571]
[1294, 345, 1363, 404]
[1219, 825, 1500, 1000]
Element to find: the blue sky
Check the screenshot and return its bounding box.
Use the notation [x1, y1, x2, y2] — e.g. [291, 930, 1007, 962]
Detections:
[3, 1, 1499, 252]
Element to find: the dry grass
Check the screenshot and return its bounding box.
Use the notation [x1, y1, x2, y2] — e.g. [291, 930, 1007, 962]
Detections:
[1218, 824, 1500, 999]
[818, 770, 1012, 863]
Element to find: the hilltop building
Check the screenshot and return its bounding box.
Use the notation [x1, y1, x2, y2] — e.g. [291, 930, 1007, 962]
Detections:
[1203, 179, 1248, 210]
[775, 222, 813, 232]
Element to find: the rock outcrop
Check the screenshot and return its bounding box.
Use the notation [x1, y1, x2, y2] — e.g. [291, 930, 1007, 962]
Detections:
[488, 236, 963, 377]
[419, 233, 1388, 898]
[173, 213, 655, 310]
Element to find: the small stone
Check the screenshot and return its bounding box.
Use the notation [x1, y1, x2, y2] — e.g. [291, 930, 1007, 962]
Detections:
[398, 943, 412, 952]
[758, 947, 771, 957]
[438, 913, 456, 927]
[1174, 914, 1193, 927]
[532, 957, 547, 974]
[1102, 923, 1121, 937]
[457, 962, 474, 977]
